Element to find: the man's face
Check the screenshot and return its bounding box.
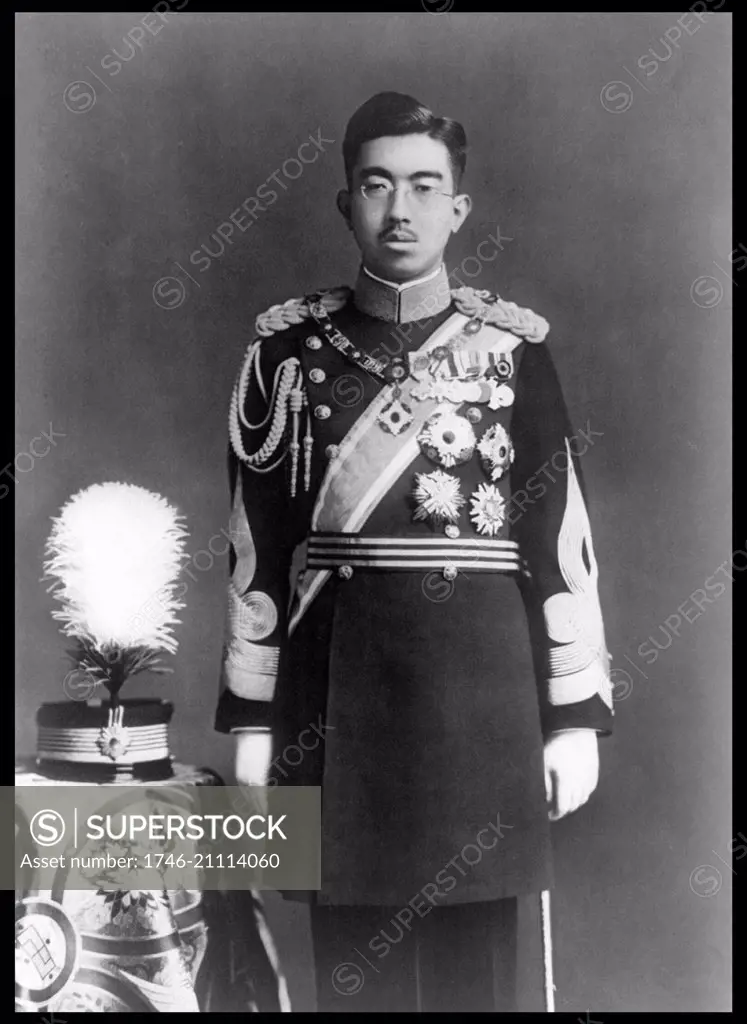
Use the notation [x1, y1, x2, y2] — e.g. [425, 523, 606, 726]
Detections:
[338, 134, 471, 283]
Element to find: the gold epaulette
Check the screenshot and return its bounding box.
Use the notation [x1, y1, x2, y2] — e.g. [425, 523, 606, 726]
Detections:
[254, 286, 352, 338]
[452, 287, 550, 343]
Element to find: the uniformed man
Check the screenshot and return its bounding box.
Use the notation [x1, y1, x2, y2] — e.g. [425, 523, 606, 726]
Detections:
[214, 91, 613, 1013]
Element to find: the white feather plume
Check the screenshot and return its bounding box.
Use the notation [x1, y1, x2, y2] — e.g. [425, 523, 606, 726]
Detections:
[43, 482, 189, 655]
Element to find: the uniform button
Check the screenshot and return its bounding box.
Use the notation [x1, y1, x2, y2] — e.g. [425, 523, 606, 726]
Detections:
[314, 404, 331, 420]
[309, 368, 326, 384]
[466, 407, 483, 424]
[444, 524, 460, 538]
[325, 444, 340, 460]
[337, 564, 354, 580]
[305, 336, 323, 351]
[443, 564, 458, 581]
[464, 319, 482, 336]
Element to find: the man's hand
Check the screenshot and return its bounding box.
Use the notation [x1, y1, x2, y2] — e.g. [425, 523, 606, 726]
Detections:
[234, 730, 273, 816]
[235, 729, 273, 785]
[544, 729, 599, 821]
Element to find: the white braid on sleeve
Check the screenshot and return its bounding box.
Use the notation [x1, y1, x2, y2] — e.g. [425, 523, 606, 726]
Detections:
[543, 438, 613, 709]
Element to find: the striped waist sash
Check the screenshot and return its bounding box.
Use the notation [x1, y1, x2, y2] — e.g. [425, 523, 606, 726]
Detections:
[306, 534, 525, 574]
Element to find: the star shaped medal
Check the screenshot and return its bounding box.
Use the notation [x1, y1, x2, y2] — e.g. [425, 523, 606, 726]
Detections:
[477, 423, 515, 481]
[469, 483, 507, 536]
[413, 469, 466, 524]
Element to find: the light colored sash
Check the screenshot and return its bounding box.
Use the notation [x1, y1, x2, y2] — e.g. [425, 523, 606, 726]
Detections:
[288, 311, 522, 635]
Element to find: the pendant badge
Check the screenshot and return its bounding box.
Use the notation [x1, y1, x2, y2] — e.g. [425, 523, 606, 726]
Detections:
[477, 423, 515, 481]
[377, 389, 414, 435]
[487, 382, 514, 410]
[495, 357, 513, 379]
[381, 356, 409, 386]
[417, 408, 477, 468]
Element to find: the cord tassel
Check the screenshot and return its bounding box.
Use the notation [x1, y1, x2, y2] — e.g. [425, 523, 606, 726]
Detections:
[288, 374, 304, 498]
[303, 395, 313, 493]
[289, 414, 299, 498]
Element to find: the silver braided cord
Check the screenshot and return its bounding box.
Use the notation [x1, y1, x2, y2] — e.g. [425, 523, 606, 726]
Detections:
[229, 356, 304, 471]
[229, 287, 352, 473]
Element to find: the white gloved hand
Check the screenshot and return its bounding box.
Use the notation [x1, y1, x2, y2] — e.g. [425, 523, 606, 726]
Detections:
[234, 729, 273, 787]
[544, 729, 600, 821]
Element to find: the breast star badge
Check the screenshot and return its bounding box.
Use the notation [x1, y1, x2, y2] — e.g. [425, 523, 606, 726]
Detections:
[477, 423, 515, 481]
[469, 483, 506, 536]
[413, 469, 465, 524]
[417, 409, 476, 469]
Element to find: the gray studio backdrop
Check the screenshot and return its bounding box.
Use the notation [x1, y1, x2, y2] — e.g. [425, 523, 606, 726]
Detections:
[16, 11, 731, 1013]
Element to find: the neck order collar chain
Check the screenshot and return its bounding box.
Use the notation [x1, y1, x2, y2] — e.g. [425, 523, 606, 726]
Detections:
[307, 294, 392, 382]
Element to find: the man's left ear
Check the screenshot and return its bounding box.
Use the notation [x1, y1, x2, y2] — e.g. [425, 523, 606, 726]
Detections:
[336, 189, 353, 231]
[451, 193, 472, 234]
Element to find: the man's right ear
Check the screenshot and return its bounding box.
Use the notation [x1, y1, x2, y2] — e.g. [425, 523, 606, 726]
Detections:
[336, 189, 353, 231]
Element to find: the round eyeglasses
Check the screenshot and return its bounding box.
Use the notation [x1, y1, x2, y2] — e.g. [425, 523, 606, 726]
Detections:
[358, 182, 455, 207]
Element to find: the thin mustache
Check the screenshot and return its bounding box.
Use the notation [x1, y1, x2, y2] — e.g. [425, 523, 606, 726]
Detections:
[380, 229, 418, 242]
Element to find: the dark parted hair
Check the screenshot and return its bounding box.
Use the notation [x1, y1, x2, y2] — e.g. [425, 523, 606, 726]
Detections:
[342, 92, 467, 191]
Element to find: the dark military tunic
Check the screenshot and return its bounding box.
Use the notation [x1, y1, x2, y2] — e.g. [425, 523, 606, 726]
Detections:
[214, 265, 613, 907]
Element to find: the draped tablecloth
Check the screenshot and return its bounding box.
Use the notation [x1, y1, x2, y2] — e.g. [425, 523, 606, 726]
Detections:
[15, 761, 291, 1013]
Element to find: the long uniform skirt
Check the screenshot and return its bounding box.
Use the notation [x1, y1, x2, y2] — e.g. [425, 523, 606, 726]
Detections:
[275, 571, 552, 908]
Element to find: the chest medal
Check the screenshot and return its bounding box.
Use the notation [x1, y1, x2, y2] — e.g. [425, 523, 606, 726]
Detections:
[417, 408, 477, 469]
[476, 423, 515, 482]
[412, 469, 466, 525]
[304, 301, 518, 536]
[469, 483, 507, 537]
[376, 356, 416, 435]
[408, 347, 516, 532]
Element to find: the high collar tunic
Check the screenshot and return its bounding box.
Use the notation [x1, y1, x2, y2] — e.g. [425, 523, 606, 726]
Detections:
[215, 265, 613, 906]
